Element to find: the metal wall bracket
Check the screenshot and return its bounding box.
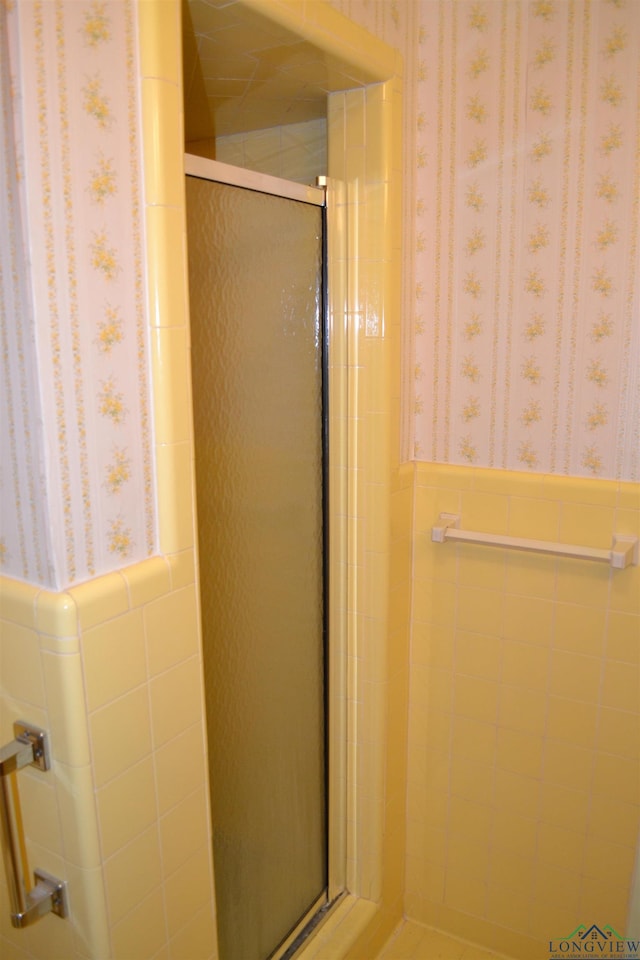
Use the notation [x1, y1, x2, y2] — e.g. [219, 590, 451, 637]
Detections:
[0, 722, 69, 928]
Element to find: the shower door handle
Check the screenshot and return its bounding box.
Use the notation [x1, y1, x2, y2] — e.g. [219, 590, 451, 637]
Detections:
[0, 722, 69, 928]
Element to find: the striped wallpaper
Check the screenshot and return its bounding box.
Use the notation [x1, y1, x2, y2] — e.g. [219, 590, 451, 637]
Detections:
[0, 0, 154, 588]
[334, 0, 639, 480]
[0, 1, 55, 585]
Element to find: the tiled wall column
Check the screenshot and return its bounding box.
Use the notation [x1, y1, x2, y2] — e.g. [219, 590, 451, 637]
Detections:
[327, 73, 410, 957]
[71, 559, 216, 960]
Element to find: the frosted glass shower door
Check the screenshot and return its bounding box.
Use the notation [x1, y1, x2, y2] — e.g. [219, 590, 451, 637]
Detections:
[186, 172, 326, 960]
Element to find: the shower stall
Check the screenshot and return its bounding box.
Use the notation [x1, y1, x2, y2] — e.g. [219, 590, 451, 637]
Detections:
[185, 160, 328, 960]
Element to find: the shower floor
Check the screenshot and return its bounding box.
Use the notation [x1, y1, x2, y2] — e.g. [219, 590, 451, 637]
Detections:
[377, 920, 513, 960]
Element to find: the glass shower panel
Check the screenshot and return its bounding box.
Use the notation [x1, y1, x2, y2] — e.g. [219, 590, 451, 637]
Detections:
[186, 176, 326, 960]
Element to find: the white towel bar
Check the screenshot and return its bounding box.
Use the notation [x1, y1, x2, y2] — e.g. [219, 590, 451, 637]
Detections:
[431, 514, 638, 570]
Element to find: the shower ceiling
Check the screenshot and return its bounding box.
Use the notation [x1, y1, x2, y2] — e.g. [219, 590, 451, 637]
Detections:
[183, 0, 377, 140]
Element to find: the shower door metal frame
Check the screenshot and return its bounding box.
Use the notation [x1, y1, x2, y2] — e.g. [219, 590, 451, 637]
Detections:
[184, 153, 348, 958]
[185, 154, 325, 206]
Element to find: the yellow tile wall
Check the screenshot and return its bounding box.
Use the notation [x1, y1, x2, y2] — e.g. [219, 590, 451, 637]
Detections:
[407, 462, 640, 960]
[0, 558, 216, 960]
[74, 560, 216, 960]
[80, 558, 215, 958]
[0, 578, 108, 960]
[211, 117, 327, 185]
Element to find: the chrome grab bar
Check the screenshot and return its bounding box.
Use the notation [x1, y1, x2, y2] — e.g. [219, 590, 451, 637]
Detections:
[0, 722, 68, 928]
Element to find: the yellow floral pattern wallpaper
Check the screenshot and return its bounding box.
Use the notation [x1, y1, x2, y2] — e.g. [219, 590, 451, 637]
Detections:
[334, 0, 639, 481]
[0, 0, 154, 588]
[0, 0, 55, 585]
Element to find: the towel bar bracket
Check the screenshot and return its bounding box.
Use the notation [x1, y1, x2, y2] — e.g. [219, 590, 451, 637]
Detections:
[431, 513, 459, 543]
[11, 869, 69, 928]
[611, 536, 639, 569]
[0, 722, 51, 776]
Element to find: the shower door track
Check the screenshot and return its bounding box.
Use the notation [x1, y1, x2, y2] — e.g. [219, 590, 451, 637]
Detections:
[185, 153, 347, 960]
[184, 154, 325, 206]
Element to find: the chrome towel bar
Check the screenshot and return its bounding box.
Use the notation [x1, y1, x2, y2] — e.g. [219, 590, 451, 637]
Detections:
[0, 722, 68, 928]
[431, 514, 638, 570]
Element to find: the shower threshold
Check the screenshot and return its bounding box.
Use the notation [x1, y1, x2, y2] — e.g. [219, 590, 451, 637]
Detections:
[268, 892, 336, 960]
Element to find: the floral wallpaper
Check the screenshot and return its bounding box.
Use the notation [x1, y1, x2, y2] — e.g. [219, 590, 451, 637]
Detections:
[333, 0, 639, 481]
[1, 0, 154, 588]
[0, 0, 55, 585]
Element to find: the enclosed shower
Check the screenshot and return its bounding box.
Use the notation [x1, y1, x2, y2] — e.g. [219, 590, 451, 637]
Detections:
[185, 160, 328, 960]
